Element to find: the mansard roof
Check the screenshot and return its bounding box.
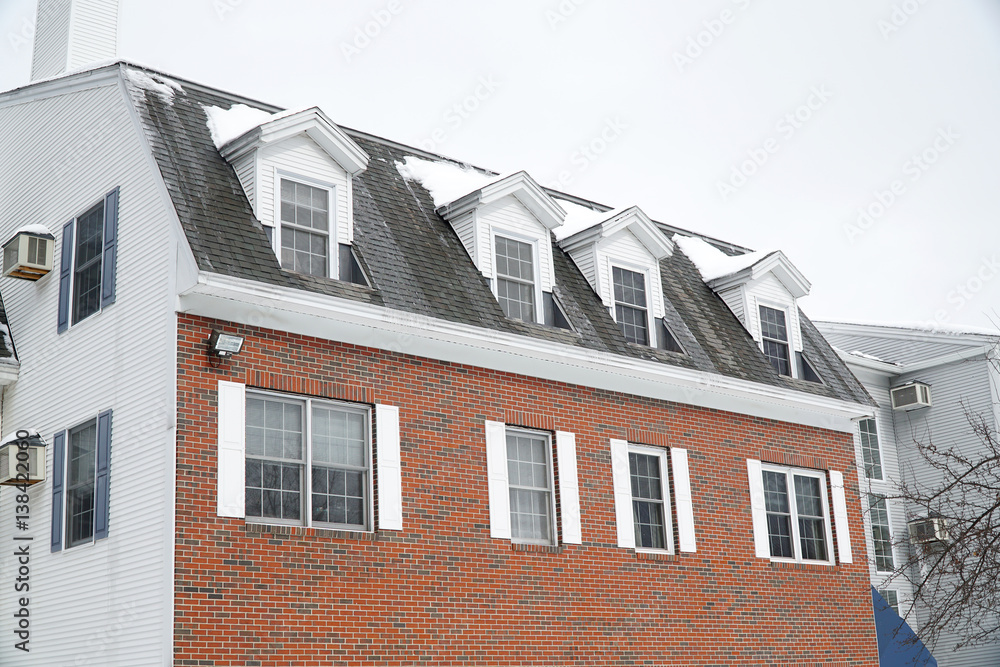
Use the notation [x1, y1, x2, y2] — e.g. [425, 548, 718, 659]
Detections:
[113, 62, 871, 407]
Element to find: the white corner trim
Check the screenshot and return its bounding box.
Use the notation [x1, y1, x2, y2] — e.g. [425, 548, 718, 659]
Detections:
[178, 271, 872, 433]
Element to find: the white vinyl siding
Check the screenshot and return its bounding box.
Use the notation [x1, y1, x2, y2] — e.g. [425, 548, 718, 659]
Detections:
[65, 0, 120, 69]
[717, 285, 746, 326]
[475, 195, 555, 292]
[232, 151, 257, 217]
[0, 81, 179, 665]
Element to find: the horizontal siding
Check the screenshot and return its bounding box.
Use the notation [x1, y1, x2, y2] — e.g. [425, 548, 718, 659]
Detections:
[478, 195, 553, 291]
[568, 246, 597, 295]
[719, 286, 745, 327]
[448, 211, 476, 264]
[30, 0, 72, 81]
[66, 0, 119, 69]
[232, 151, 256, 218]
[822, 332, 971, 367]
[0, 83, 175, 665]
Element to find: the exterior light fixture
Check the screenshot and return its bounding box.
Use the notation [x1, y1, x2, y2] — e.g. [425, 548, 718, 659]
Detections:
[0, 430, 46, 486]
[207, 330, 244, 358]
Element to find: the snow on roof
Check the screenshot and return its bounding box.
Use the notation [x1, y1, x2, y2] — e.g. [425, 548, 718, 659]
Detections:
[12, 224, 54, 238]
[123, 67, 183, 101]
[552, 200, 629, 242]
[673, 234, 769, 282]
[395, 156, 499, 208]
[204, 103, 274, 150]
[847, 349, 893, 364]
[821, 319, 1000, 338]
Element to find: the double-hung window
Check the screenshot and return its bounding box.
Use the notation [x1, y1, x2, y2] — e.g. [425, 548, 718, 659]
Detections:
[494, 235, 537, 323]
[878, 589, 900, 615]
[629, 446, 671, 550]
[279, 179, 331, 277]
[756, 464, 834, 562]
[869, 494, 894, 572]
[217, 382, 403, 532]
[859, 418, 883, 480]
[57, 188, 119, 332]
[613, 266, 650, 346]
[759, 305, 791, 376]
[245, 391, 370, 529]
[505, 430, 556, 544]
[50, 410, 113, 552]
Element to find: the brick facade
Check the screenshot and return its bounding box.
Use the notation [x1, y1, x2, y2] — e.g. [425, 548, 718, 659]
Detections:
[175, 313, 878, 666]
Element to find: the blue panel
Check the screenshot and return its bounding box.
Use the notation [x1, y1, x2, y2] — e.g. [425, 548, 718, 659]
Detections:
[50, 431, 66, 552]
[100, 187, 119, 307]
[57, 220, 74, 333]
[94, 409, 112, 540]
[872, 586, 937, 666]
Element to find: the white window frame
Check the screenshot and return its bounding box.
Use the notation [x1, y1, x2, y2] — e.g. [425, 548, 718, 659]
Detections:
[505, 427, 558, 546]
[270, 169, 338, 280]
[878, 588, 900, 615]
[608, 259, 657, 348]
[490, 228, 544, 324]
[63, 415, 99, 549]
[627, 444, 674, 554]
[760, 464, 835, 565]
[68, 198, 106, 326]
[757, 301, 797, 379]
[244, 389, 373, 532]
[869, 493, 896, 573]
[859, 417, 885, 481]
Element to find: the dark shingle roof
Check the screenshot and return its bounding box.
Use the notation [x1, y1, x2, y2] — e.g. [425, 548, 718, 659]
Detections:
[120, 63, 871, 407]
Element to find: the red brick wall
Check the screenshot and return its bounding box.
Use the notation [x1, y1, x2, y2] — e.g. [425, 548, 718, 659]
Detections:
[174, 313, 878, 666]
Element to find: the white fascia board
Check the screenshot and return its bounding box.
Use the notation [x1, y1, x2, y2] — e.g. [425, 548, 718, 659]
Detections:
[815, 321, 1000, 346]
[437, 171, 566, 229]
[836, 341, 993, 375]
[178, 272, 872, 433]
[836, 350, 901, 376]
[0, 64, 122, 108]
[708, 251, 811, 298]
[603, 207, 674, 259]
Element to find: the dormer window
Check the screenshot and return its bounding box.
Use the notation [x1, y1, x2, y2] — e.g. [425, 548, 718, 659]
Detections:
[279, 179, 331, 277]
[612, 266, 650, 345]
[759, 305, 791, 376]
[494, 235, 538, 323]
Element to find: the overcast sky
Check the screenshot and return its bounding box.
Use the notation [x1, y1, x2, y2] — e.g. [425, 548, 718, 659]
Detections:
[2, 0, 999, 331]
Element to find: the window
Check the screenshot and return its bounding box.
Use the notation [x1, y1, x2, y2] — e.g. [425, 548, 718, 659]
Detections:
[613, 266, 649, 345]
[761, 465, 832, 562]
[869, 494, 894, 572]
[279, 179, 330, 277]
[50, 410, 112, 552]
[505, 430, 556, 544]
[878, 589, 900, 615]
[859, 418, 883, 480]
[494, 235, 537, 323]
[629, 446, 672, 550]
[759, 305, 791, 376]
[245, 391, 369, 529]
[58, 188, 119, 332]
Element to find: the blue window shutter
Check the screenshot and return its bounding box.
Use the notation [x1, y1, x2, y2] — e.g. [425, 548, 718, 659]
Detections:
[51, 431, 66, 552]
[100, 187, 119, 307]
[94, 409, 113, 540]
[57, 220, 74, 333]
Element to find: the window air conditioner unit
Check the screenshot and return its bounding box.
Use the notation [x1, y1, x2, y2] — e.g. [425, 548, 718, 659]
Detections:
[2, 227, 55, 281]
[908, 516, 949, 545]
[0, 431, 46, 486]
[891, 381, 932, 411]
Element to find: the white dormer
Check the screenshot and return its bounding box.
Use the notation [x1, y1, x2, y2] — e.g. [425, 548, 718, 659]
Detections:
[557, 205, 674, 348]
[675, 236, 816, 379]
[434, 171, 566, 325]
[207, 105, 370, 282]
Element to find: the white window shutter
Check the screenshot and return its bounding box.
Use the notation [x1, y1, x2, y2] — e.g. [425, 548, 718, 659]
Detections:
[746, 459, 769, 558]
[376, 405, 403, 531]
[829, 470, 853, 563]
[556, 431, 582, 545]
[217, 381, 246, 518]
[484, 421, 510, 539]
[610, 439, 635, 549]
[671, 448, 697, 553]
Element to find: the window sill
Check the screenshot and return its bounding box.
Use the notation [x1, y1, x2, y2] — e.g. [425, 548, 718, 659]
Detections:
[634, 550, 678, 562]
[768, 560, 836, 572]
[244, 522, 376, 541]
[510, 542, 563, 554]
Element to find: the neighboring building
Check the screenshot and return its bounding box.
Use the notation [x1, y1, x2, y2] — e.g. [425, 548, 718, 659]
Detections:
[0, 2, 883, 664]
[817, 321, 1000, 667]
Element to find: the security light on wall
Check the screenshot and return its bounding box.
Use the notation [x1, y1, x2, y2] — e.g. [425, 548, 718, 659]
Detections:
[207, 330, 244, 358]
[0, 430, 46, 486]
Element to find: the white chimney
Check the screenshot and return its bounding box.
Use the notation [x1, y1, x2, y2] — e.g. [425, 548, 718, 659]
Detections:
[31, 0, 119, 82]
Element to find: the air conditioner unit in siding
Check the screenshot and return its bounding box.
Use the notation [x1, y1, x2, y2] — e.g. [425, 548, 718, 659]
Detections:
[890, 381, 932, 411]
[2, 227, 55, 281]
[908, 516, 949, 548]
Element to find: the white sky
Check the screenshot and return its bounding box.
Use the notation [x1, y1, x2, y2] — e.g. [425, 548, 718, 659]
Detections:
[2, 0, 999, 330]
